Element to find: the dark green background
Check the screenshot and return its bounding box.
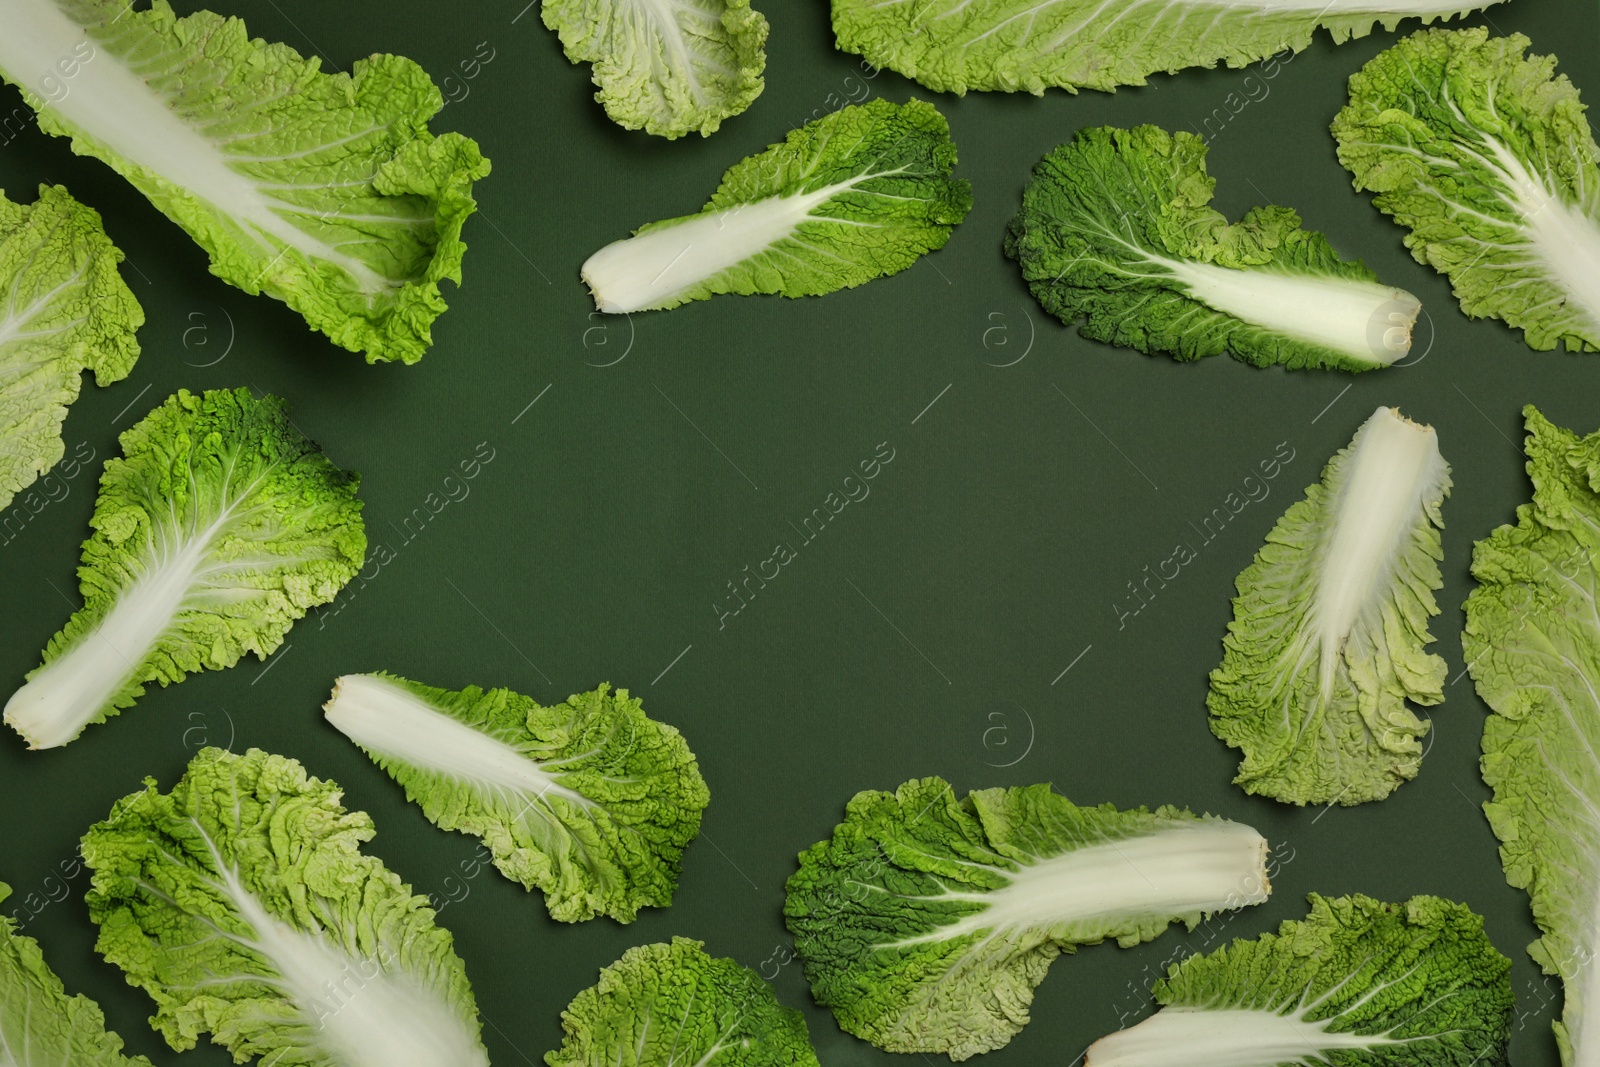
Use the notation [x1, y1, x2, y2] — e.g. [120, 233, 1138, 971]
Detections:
[0, 1, 1594, 1063]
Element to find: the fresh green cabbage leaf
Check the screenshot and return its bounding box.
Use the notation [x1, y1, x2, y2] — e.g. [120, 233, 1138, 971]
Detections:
[582, 98, 972, 313]
[1334, 29, 1600, 352]
[547, 937, 820, 1067]
[3, 388, 365, 749]
[1006, 126, 1421, 371]
[1464, 406, 1600, 1067]
[323, 674, 709, 923]
[0, 183, 141, 514]
[1209, 406, 1451, 806]
[82, 747, 490, 1067]
[542, 0, 767, 138]
[784, 776, 1270, 1060]
[0, 880, 154, 1066]
[0, 0, 491, 364]
[831, 0, 1499, 95]
[1085, 894, 1512, 1067]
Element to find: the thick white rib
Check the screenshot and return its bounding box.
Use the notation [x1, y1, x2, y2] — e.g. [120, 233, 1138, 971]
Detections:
[895, 820, 1268, 945]
[3, 523, 220, 749]
[582, 176, 869, 312]
[1311, 407, 1447, 703]
[324, 674, 589, 807]
[1086, 1006, 1395, 1067]
[212, 864, 489, 1067]
[1481, 135, 1600, 344]
[1566, 874, 1600, 1067]
[1163, 258, 1418, 364]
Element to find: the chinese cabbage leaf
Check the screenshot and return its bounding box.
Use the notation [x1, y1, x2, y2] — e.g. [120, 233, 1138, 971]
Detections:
[1006, 126, 1421, 371]
[784, 776, 1270, 1060]
[831, 0, 1501, 95]
[542, 0, 767, 138]
[582, 98, 972, 312]
[1464, 406, 1600, 1067]
[0, 880, 154, 1066]
[82, 747, 490, 1067]
[324, 673, 709, 923]
[4, 388, 365, 749]
[1085, 894, 1512, 1067]
[1209, 406, 1451, 806]
[547, 938, 820, 1067]
[0, 183, 141, 514]
[1334, 29, 1600, 352]
[0, 0, 491, 364]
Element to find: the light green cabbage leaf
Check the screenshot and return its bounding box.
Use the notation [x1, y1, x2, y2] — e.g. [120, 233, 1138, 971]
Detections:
[582, 98, 972, 313]
[541, 0, 767, 138]
[784, 776, 1270, 1060]
[0, 183, 141, 513]
[1086, 894, 1512, 1067]
[1209, 406, 1451, 806]
[1006, 126, 1421, 372]
[1334, 29, 1600, 352]
[547, 938, 820, 1066]
[831, 0, 1499, 94]
[324, 673, 709, 923]
[0, 0, 491, 364]
[0, 880, 154, 1066]
[82, 747, 490, 1067]
[3, 388, 365, 749]
[1464, 405, 1600, 1067]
